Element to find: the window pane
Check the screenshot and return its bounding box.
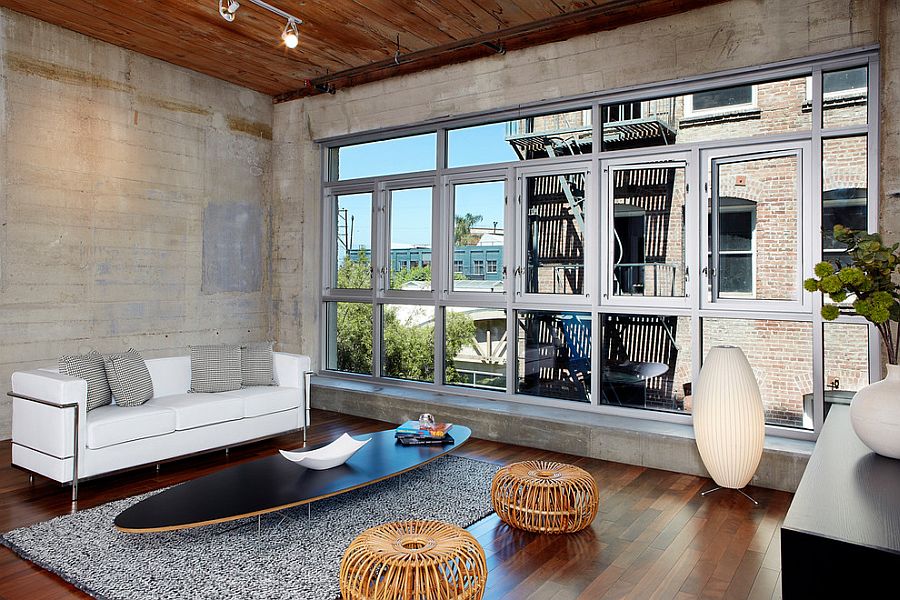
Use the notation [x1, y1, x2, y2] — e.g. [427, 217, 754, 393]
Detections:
[823, 66, 867, 129]
[325, 302, 373, 375]
[389, 187, 432, 290]
[329, 133, 437, 180]
[382, 304, 435, 382]
[601, 314, 691, 414]
[447, 122, 519, 167]
[612, 164, 686, 297]
[517, 311, 591, 402]
[602, 76, 809, 151]
[452, 181, 505, 293]
[335, 192, 372, 289]
[445, 307, 507, 391]
[690, 85, 754, 112]
[448, 109, 592, 167]
[525, 172, 585, 295]
[711, 153, 799, 301]
[823, 136, 867, 267]
[823, 322, 869, 422]
[702, 318, 813, 429]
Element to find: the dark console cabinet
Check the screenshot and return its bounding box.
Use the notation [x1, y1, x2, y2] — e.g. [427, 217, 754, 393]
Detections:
[781, 405, 900, 598]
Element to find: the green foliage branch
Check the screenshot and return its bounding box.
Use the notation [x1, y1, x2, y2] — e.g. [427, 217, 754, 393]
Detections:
[804, 225, 900, 364]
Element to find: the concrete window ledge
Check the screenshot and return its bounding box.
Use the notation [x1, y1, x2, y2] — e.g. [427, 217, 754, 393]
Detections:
[311, 376, 812, 493]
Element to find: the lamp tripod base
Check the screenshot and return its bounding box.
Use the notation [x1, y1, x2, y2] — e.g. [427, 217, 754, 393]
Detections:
[700, 486, 759, 505]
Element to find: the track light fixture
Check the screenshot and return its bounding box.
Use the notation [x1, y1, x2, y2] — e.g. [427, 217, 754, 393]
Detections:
[218, 0, 239, 21]
[217, 0, 303, 49]
[282, 19, 300, 49]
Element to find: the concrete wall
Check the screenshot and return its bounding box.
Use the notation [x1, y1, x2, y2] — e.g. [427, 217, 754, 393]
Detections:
[272, 0, 892, 367]
[0, 10, 274, 438]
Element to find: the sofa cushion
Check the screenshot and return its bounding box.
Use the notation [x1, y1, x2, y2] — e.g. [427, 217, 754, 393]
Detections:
[241, 342, 277, 387]
[220, 386, 300, 418]
[190, 344, 242, 393]
[103, 349, 154, 407]
[86, 404, 176, 449]
[151, 393, 244, 430]
[58, 351, 111, 411]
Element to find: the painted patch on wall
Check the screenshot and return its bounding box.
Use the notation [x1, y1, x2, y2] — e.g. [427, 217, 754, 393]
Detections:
[202, 202, 263, 293]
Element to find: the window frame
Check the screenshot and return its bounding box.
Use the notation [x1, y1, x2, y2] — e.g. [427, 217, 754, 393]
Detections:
[601, 152, 694, 310]
[515, 161, 595, 306]
[318, 48, 880, 442]
[700, 141, 813, 314]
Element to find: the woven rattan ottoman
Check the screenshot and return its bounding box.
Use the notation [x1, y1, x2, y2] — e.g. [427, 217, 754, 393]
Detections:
[340, 520, 487, 600]
[491, 460, 599, 533]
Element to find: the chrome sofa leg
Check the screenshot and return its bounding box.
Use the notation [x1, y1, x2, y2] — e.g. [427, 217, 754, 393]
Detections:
[29, 474, 34, 485]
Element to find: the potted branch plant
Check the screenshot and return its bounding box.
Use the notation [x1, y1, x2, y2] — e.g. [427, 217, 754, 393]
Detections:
[805, 225, 900, 458]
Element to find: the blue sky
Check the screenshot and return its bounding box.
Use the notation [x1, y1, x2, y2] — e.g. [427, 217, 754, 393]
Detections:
[337, 124, 514, 249]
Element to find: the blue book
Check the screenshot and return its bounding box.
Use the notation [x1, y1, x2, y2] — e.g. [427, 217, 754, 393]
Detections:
[396, 420, 423, 434]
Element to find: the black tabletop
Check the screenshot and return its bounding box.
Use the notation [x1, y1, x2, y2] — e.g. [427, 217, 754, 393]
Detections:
[114, 426, 471, 533]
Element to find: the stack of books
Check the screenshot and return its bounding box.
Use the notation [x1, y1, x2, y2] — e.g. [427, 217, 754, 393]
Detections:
[395, 420, 455, 446]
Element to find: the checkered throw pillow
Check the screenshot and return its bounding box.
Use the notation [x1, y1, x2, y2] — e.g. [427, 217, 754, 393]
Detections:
[241, 342, 278, 387]
[58, 351, 112, 411]
[190, 344, 242, 393]
[102, 349, 154, 407]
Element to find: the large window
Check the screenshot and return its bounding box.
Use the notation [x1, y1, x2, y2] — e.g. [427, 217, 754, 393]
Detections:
[321, 50, 877, 439]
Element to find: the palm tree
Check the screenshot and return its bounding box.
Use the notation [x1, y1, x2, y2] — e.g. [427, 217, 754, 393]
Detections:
[455, 213, 483, 246]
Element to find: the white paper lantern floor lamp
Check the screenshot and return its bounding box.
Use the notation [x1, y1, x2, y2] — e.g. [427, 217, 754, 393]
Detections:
[693, 345, 765, 505]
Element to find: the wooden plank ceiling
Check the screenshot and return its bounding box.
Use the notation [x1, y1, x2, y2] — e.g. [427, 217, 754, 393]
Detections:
[0, 0, 726, 101]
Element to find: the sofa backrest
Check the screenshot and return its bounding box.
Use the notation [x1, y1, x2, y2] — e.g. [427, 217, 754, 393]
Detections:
[146, 355, 191, 398]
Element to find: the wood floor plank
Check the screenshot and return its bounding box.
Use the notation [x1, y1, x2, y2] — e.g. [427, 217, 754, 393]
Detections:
[0, 409, 794, 599]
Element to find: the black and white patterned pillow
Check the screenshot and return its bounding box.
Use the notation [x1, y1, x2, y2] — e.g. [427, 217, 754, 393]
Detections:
[241, 342, 278, 387]
[190, 344, 242, 393]
[58, 351, 112, 411]
[103, 349, 154, 407]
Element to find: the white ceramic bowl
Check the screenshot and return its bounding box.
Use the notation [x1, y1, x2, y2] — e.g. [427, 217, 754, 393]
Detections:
[279, 433, 371, 470]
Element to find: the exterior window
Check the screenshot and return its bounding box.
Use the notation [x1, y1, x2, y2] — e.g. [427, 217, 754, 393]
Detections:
[334, 192, 372, 290]
[325, 302, 373, 375]
[382, 305, 435, 382]
[322, 53, 877, 437]
[610, 163, 687, 298]
[445, 307, 507, 391]
[524, 171, 586, 295]
[709, 200, 756, 296]
[601, 314, 691, 413]
[823, 67, 868, 129]
[822, 136, 868, 266]
[517, 311, 591, 403]
[684, 84, 756, 117]
[707, 151, 800, 304]
[702, 318, 813, 429]
[451, 181, 505, 293]
[328, 133, 436, 181]
[447, 108, 592, 168]
[388, 187, 432, 290]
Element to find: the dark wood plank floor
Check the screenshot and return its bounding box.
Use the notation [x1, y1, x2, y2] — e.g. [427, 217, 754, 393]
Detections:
[0, 409, 791, 600]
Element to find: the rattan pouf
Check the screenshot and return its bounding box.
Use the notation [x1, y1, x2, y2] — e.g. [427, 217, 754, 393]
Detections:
[491, 460, 599, 533]
[340, 520, 487, 600]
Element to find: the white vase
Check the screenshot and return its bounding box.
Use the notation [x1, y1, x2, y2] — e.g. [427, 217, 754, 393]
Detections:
[850, 364, 900, 459]
[693, 346, 765, 489]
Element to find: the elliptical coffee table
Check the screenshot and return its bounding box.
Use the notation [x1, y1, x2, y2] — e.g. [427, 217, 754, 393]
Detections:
[114, 426, 471, 533]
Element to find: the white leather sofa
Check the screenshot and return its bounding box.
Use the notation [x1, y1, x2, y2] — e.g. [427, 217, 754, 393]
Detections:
[9, 352, 311, 501]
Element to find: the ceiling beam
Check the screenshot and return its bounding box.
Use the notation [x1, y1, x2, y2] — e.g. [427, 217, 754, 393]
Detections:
[273, 0, 728, 103]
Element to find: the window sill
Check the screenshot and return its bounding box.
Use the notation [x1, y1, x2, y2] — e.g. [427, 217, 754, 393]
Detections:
[310, 375, 813, 492]
[679, 107, 762, 128]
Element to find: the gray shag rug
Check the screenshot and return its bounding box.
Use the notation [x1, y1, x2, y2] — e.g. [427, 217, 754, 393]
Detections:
[1, 455, 498, 600]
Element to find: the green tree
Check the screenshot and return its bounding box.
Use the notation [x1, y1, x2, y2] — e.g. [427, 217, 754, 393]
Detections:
[454, 213, 483, 246]
[334, 255, 476, 377]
